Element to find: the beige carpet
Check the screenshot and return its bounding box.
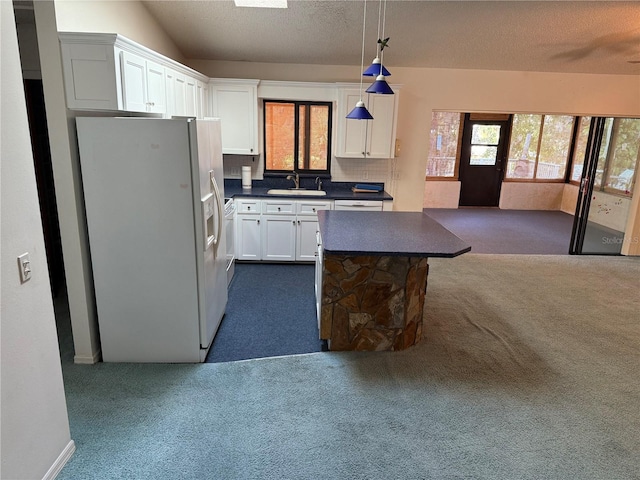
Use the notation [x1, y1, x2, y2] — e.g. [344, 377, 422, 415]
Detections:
[58, 254, 640, 479]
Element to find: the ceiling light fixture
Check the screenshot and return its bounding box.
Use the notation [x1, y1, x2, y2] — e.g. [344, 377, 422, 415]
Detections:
[233, 0, 287, 8]
[363, 0, 391, 77]
[347, 0, 374, 120]
[365, 0, 393, 95]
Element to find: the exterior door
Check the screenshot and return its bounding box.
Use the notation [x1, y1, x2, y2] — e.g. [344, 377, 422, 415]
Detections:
[459, 114, 511, 206]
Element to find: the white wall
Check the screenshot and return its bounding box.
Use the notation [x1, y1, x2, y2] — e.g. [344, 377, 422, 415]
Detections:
[588, 191, 633, 232]
[562, 184, 580, 215]
[1, 3, 74, 478]
[54, 0, 184, 62]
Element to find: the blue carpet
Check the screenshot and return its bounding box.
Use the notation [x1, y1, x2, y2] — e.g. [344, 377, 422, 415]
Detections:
[205, 263, 322, 363]
[423, 208, 574, 254]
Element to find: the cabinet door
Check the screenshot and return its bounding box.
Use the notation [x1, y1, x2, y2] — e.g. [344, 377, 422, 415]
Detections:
[366, 94, 396, 158]
[60, 42, 120, 110]
[262, 215, 296, 262]
[338, 90, 368, 158]
[121, 51, 147, 112]
[211, 83, 258, 155]
[296, 217, 320, 262]
[185, 76, 198, 117]
[146, 59, 166, 114]
[196, 80, 208, 119]
[174, 73, 187, 116]
[165, 69, 177, 118]
[236, 215, 261, 261]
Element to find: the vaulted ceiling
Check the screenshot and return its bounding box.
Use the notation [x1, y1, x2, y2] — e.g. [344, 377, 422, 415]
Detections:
[141, 0, 640, 75]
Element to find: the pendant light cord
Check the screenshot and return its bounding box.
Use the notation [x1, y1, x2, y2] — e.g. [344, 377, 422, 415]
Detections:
[376, 0, 382, 58]
[380, 0, 387, 75]
[358, 0, 367, 100]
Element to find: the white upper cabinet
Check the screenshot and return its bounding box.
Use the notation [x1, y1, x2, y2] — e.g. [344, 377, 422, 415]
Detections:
[335, 87, 399, 159]
[121, 51, 166, 114]
[59, 33, 208, 117]
[210, 79, 260, 155]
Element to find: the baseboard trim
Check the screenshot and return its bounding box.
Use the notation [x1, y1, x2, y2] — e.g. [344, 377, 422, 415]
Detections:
[74, 348, 101, 364]
[42, 440, 75, 480]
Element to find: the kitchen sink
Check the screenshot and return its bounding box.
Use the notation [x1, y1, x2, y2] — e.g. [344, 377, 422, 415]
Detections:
[267, 189, 327, 196]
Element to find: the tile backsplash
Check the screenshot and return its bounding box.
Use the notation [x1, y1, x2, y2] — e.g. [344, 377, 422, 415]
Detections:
[223, 154, 392, 185]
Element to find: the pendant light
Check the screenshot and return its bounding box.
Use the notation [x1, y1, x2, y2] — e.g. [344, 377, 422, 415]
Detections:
[346, 0, 374, 119]
[363, 0, 391, 77]
[365, 0, 393, 95]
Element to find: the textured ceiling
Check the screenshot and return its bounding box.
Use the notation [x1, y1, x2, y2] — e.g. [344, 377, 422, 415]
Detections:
[141, 0, 640, 75]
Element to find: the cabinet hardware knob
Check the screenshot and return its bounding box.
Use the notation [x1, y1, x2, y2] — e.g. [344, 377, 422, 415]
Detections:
[257, 219, 260, 224]
[298, 220, 301, 225]
[278, 207, 281, 211]
[312, 208, 316, 212]
[292, 220, 296, 225]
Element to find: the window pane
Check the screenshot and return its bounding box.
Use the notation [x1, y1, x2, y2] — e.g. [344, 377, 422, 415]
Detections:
[594, 118, 614, 189]
[470, 146, 498, 165]
[297, 105, 306, 169]
[427, 111, 460, 177]
[309, 105, 329, 170]
[536, 115, 574, 180]
[471, 125, 500, 145]
[506, 114, 541, 179]
[265, 102, 295, 171]
[604, 118, 640, 194]
[571, 116, 591, 182]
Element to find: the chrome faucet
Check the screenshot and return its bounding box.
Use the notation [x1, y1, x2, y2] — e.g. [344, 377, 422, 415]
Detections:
[315, 176, 323, 191]
[286, 171, 300, 189]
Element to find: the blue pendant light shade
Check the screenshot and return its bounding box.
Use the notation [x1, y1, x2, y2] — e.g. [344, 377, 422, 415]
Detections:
[363, 57, 391, 76]
[346, 100, 374, 119]
[366, 74, 394, 94]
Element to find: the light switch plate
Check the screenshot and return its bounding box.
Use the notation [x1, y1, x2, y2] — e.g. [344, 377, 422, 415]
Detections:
[18, 252, 31, 283]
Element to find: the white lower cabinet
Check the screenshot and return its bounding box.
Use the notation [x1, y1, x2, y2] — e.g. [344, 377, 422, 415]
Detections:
[235, 199, 262, 260]
[262, 215, 297, 261]
[235, 198, 332, 262]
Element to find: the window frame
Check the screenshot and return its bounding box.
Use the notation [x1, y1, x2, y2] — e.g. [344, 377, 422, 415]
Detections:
[504, 114, 575, 183]
[596, 118, 639, 197]
[263, 99, 333, 175]
[425, 111, 464, 181]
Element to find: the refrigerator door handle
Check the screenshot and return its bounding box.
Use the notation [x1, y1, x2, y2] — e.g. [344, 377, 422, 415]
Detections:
[202, 193, 216, 251]
[210, 170, 223, 249]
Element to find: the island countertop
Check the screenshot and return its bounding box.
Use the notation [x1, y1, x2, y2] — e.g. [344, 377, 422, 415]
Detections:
[317, 210, 471, 258]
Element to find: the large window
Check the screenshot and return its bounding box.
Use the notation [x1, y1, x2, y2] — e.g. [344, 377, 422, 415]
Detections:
[506, 114, 575, 181]
[426, 111, 462, 178]
[264, 100, 332, 173]
[569, 116, 592, 183]
[595, 118, 640, 196]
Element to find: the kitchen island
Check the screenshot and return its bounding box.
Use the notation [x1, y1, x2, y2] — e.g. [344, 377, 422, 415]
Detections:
[316, 211, 471, 351]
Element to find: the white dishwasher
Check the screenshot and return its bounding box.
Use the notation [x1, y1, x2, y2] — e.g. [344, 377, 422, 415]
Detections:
[334, 200, 383, 211]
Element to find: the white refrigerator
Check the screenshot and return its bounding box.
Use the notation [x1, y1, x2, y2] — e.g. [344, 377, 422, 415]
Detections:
[76, 117, 227, 362]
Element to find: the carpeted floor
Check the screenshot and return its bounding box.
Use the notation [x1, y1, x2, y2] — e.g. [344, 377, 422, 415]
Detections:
[205, 263, 322, 363]
[57, 254, 640, 479]
[423, 208, 575, 254]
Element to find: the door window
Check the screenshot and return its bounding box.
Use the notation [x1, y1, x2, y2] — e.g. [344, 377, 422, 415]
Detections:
[470, 124, 501, 166]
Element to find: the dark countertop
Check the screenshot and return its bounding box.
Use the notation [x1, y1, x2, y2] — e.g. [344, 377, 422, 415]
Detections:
[224, 179, 393, 201]
[317, 211, 471, 258]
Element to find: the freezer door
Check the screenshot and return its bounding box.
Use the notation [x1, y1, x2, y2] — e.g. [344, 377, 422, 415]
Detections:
[190, 119, 228, 352]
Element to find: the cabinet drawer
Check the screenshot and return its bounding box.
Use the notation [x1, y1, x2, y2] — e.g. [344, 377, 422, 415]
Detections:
[236, 199, 261, 214]
[263, 201, 295, 214]
[297, 200, 333, 216]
